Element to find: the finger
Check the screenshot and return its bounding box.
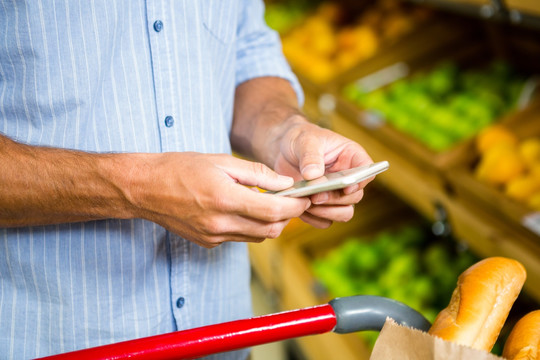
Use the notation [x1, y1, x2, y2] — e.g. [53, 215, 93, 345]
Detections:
[299, 212, 333, 229]
[202, 213, 292, 240]
[191, 234, 268, 249]
[343, 183, 360, 195]
[306, 204, 355, 223]
[201, 234, 268, 247]
[311, 191, 330, 205]
[170, 214, 292, 248]
[342, 173, 376, 195]
[221, 182, 311, 221]
[273, 153, 303, 181]
[325, 142, 374, 173]
[293, 134, 326, 180]
[311, 188, 364, 206]
[218, 156, 294, 191]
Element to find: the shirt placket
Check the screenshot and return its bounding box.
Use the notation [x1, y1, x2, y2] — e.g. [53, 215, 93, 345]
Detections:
[145, 0, 191, 330]
[145, 0, 182, 153]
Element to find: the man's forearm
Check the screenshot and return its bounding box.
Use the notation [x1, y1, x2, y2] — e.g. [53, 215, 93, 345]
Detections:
[231, 76, 307, 167]
[0, 134, 138, 227]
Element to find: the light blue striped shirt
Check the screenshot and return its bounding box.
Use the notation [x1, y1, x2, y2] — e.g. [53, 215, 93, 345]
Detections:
[0, 1, 302, 358]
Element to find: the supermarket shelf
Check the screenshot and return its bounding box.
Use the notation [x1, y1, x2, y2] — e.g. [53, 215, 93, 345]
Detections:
[250, 224, 372, 360]
[249, 104, 540, 358]
[298, 73, 540, 306]
[249, 186, 413, 360]
[295, 8, 540, 302]
[328, 112, 540, 303]
[256, 2, 540, 357]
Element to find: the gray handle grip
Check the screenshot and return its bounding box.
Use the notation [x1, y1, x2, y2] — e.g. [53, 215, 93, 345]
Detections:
[329, 295, 431, 334]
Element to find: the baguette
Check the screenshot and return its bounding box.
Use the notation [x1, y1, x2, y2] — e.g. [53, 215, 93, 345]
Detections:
[503, 310, 540, 360]
[428, 257, 526, 351]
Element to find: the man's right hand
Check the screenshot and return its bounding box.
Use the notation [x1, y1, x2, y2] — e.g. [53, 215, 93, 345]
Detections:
[0, 134, 309, 247]
[127, 152, 311, 248]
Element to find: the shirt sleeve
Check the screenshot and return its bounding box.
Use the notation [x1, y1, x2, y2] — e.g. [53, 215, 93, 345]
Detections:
[235, 0, 304, 106]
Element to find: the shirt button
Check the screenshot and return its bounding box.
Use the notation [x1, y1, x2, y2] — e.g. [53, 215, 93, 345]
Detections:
[153, 20, 163, 32]
[176, 297, 185, 309]
[164, 116, 174, 127]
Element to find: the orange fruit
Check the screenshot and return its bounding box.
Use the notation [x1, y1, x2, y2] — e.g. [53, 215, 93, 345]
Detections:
[528, 191, 540, 211]
[519, 137, 540, 167]
[475, 143, 525, 185]
[505, 175, 540, 201]
[476, 125, 518, 154]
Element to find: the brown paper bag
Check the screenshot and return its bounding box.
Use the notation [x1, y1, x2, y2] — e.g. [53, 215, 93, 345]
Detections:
[370, 318, 505, 360]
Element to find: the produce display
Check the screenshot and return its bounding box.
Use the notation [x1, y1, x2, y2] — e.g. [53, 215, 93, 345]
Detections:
[428, 257, 527, 352]
[342, 61, 526, 152]
[262, 2, 540, 357]
[264, 1, 312, 36]
[268, 0, 431, 84]
[474, 124, 540, 211]
[311, 224, 477, 346]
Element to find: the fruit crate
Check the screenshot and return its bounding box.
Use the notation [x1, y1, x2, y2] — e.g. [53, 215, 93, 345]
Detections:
[274, 182, 484, 360]
[250, 183, 409, 360]
[332, 19, 540, 183]
[277, 0, 438, 88]
[249, 182, 405, 295]
[279, 217, 469, 359]
[277, 187, 414, 360]
[271, 1, 468, 124]
[446, 101, 540, 239]
[277, 192, 540, 360]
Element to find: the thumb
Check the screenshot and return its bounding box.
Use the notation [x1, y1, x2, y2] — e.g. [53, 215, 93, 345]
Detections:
[221, 158, 294, 191]
[295, 136, 326, 180]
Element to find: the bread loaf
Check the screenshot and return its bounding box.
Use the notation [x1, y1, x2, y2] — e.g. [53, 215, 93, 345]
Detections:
[503, 310, 540, 360]
[428, 257, 526, 351]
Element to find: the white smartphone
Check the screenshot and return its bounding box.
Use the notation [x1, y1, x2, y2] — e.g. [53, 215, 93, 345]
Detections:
[269, 161, 389, 198]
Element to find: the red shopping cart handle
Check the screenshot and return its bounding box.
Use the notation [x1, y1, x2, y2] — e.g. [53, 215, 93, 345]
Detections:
[36, 295, 431, 360]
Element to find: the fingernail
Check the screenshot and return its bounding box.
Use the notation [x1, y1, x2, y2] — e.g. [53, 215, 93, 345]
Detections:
[277, 174, 294, 184]
[313, 192, 328, 205]
[344, 184, 359, 195]
[302, 164, 323, 179]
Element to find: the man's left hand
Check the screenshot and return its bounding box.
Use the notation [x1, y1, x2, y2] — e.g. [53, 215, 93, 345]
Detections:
[272, 118, 374, 228]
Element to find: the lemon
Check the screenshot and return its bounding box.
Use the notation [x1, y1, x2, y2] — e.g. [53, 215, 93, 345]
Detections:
[528, 191, 540, 211]
[475, 143, 525, 185]
[530, 164, 540, 178]
[505, 175, 540, 201]
[352, 26, 379, 60]
[519, 137, 540, 167]
[336, 51, 359, 71]
[303, 58, 335, 84]
[476, 125, 518, 154]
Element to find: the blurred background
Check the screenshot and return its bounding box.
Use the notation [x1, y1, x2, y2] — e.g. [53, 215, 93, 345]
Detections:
[250, 0, 540, 359]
